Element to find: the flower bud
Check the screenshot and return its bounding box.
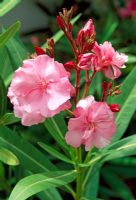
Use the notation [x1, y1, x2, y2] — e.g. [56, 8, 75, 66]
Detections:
[109, 104, 120, 112]
[56, 16, 65, 31]
[64, 61, 75, 72]
[35, 46, 46, 56]
[76, 19, 95, 53]
[78, 53, 92, 70]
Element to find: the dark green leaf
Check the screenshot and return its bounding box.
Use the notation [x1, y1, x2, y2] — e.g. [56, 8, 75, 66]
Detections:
[38, 142, 73, 164]
[0, 113, 20, 125]
[102, 168, 135, 200]
[0, 75, 7, 117]
[0, 21, 21, 46]
[112, 67, 136, 142]
[0, 126, 56, 172]
[44, 115, 68, 152]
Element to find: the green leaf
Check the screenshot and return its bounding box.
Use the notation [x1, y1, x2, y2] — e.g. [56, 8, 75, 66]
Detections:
[110, 157, 136, 166]
[0, 113, 20, 125]
[101, 15, 118, 42]
[0, 46, 14, 81]
[102, 168, 135, 200]
[0, 126, 63, 198]
[44, 115, 68, 152]
[104, 165, 136, 178]
[6, 32, 28, 69]
[0, 147, 19, 165]
[103, 135, 136, 161]
[0, 33, 28, 85]
[0, 126, 56, 172]
[0, 0, 21, 17]
[38, 142, 73, 164]
[112, 67, 136, 142]
[99, 186, 117, 199]
[0, 75, 7, 117]
[84, 170, 100, 199]
[9, 170, 76, 200]
[37, 189, 63, 200]
[42, 13, 81, 48]
[127, 54, 136, 64]
[0, 21, 21, 47]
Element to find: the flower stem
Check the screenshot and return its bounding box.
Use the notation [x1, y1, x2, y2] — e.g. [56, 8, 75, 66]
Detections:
[74, 69, 81, 105]
[75, 147, 83, 200]
[82, 71, 96, 98]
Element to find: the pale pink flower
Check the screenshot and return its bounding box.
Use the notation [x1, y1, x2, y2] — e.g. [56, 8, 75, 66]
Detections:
[8, 55, 75, 126]
[91, 42, 128, 79]
[65, 96, 116, 150]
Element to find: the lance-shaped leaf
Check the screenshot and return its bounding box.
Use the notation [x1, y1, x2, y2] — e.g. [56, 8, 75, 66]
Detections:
[103, 135, 136, 161]
[9, 170, 76, 200]
[44, 114, 68, 152]
[0, 147, 19, 165]
[0, 113, 20, 125]
[0, 21, 21, 47]
[102, 168, 135, 200]
[0, 75, 7, 117]
[0, 0, 21, 17]
[38, 142, 73, 164]
[112, 67, 136, 142]
[0, 126, 56, 172]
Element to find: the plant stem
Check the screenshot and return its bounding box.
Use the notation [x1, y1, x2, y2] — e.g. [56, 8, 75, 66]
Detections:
[82, 71, 96, 98]
[75, 147, 83, 200]
[64, 31, 78, 58]
[74, 69, 81, 105]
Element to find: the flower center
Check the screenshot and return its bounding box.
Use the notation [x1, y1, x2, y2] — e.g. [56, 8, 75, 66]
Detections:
[88, 122, 94, 130]
[37, 80, 48, 89]
[83, 122, 94, 141]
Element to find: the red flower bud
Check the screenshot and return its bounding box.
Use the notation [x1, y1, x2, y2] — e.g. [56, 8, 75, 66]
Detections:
[64, 61, 75, 72]
[76, 19, 95, 53]
[56, 16, 65, 31]
[35, 46, 46, 56]
[109, 104, 120, 112]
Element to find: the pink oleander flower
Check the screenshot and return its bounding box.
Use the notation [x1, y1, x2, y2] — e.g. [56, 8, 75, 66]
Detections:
[76, 19, 95, 53]
[118, 0, 136, 18]
[8, 55, 75, 126]
[65, 96, 116, 150]
[78, 53, 92, 70]
[91, 42, 128, 80]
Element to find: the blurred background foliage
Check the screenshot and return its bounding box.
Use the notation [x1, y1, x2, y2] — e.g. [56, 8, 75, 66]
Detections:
[0, 0, 136, 199]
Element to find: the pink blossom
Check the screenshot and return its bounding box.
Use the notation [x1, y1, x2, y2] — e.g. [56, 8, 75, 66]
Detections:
[8, 55, 75, 126]
[78, 53, 92, 70]
[91, 42, 128, 79]
[65, 96, 116, 150]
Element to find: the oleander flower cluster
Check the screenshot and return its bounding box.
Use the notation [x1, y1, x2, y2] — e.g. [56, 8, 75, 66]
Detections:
[8, 8, 128, 150]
